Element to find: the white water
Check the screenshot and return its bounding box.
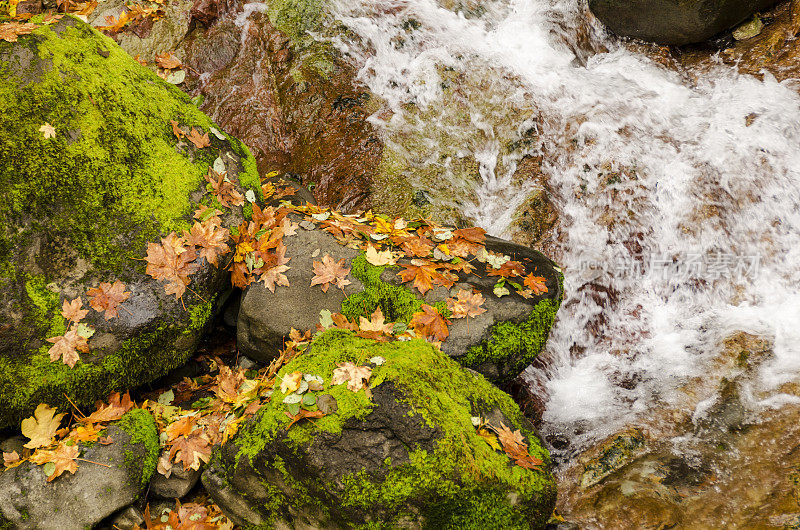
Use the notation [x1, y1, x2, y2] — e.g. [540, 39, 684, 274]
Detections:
[326, 0, 800, 452]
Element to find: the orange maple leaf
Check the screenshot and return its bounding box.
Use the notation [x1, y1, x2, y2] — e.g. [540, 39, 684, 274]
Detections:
[144, 233, 198, 299]
[523, 274, 548, 295]
[61, 297, 89, 323]
[169, 431, 212, 471]
[80, 392, 134, 423]
[310, 254, 351, 293]
[0, 21, 39, 43]
[170, 119, 185, 139]
[47, 328, 89, 368]
[446, 289, 487, 319]
[397, 259, 453, 295]
[87, 280, 130, 319]
[155, 52, 181, 69]
[486, 260, 525, 278]
[205, 168, 244, 207]
[30, 442, 79, 482]
[187, 127, 210, 148]
[410, 304, 450, 342]
[184, 217, 230, 267]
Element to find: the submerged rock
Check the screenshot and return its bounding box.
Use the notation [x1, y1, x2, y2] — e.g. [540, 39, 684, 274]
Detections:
[0, 16, 261, 428]
[203, 329, 557, 528]
[0, 409, 159, 529]
[588, 0, 779, 45]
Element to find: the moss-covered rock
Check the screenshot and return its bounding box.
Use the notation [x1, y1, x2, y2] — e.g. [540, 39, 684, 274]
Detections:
[203, 329, 557, 529]
[0, 16, 261, 428]
[238, 215, 563, 384]
[0, 409, 160, 529]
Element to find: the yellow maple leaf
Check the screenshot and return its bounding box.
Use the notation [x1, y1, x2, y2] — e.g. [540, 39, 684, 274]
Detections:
[21, 404, 66, 449]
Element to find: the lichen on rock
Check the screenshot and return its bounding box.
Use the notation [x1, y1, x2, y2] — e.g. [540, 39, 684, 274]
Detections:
[203, 329, 557, 529]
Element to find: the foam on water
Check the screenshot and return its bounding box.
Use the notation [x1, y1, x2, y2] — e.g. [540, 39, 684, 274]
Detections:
[328, 0, 800, 451]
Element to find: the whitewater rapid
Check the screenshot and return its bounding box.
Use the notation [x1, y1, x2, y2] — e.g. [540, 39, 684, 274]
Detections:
[327, 0, 800, 453]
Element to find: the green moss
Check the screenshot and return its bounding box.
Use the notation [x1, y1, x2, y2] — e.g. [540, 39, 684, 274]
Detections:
[460, 297, 560, 382]
[24, 274, 67, 341]
[341, 254, 430, 324]
[0, 17, 260, 274]
[229, 329, 556, 527]
[116, 408, 160, 486]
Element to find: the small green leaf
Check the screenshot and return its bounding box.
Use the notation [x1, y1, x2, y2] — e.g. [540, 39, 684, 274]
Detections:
[42, 462, 55, 477]
[166, 69, 186, 84]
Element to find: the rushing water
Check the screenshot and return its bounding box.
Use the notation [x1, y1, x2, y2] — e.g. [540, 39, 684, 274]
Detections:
[325, 0, 800, 458]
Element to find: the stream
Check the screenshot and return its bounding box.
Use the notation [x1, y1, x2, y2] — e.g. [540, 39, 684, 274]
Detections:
[322, 0, 800, 525]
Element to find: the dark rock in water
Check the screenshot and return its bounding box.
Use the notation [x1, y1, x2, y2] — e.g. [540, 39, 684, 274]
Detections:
[0, 410, 159, 529]
[203, 330, 557, 528]
[0, 16, 261, 428]
[588, 0, 779, 45]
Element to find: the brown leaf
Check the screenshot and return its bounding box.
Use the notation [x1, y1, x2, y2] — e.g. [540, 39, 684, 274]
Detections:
[487, 260, 525, 278]
[30, 442, 79, 482]
[2, 451, 20, 468]
[523, 274, 548, 295]
[155, 52, 181, 69]
[170, 119, 185, 139]
[284, 409, 324, 430]
[310, 254, 351, 293]
[358, 306, 393, 337]
[0, 21, 39, 43]
[397, 259, 451, 295]
[169, 431, 212, 471]
[184, 218, 230, 267]
[144, 233, 198, 299]
[87, 280, 130, 319]
[61, 297, 89, 323]
[331, 362, 372, 392]
[81, 392, 134, 423]
[21, 404, 65, 449]
[47, 329, 88, 368]
[187, 127, 210, 148]
[410, 304, 450, 342]
[205, 168, 244, 207]
[446, 289, 487, 319]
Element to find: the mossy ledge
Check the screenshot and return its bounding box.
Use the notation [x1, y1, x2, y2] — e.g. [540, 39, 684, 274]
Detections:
[117, 408, 160, 487]
[0, 16, 259, 428]
[211, 329, 556, 528]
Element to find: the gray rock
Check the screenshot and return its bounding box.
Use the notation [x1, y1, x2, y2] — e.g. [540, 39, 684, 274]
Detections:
[589, 0, 778, 45]
[0, 410, 159, 529]
[149, 452, 202, 499]
[237, 222, 562, 383]
[107, 505, 145, 530]
[237, 213, 364, 362]
[0, 435, 25, 455]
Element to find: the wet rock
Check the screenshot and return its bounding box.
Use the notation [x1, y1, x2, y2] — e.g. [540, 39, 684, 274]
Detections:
[177, 1, 381, 213]
[149, 452, 202, 499]
[203, 330, 557, 528]
[237, 214, 562, 384]
[0, 17, 261, 428]
[509, 155, 558, 252]
[106, 505, 145, 530]
[580, 428, 646, 488]
[588, 0, 779, 45]
[0, 435, 25, 455]
[0, 410, 159, 529]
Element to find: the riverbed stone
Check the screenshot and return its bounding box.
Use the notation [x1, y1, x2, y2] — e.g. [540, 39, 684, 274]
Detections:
[588, 0, 779, 45]
[0, 16, 261, 429]
[149, 451, 203, 499]
[0, 409, 159, 529]
[203, 329, 557, 528]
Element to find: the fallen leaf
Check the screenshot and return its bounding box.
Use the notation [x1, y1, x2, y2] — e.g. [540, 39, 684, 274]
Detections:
[486, 260, 525, 278]
[280, 371, 303, 394]
[397, 259, 452, 295]
[80, 392, 134, 423]
[69, 423, 102, 443]
[331, 362, 372, 392]
[283, 409, 324, 430]
[358, 306, 394, 339]
[21, 404, 66, 449]
[170, 119, 185, 139]
[310, 254, 351, 293]
[410, 304, 450, 342]
[61, 297, 89, 323]
[523, 274, 548, 295]
[155, 52, 181, 69]
[169, 431, 212, 471]
[446, 289, 487, 319]
[47, 328, 89, 368]
[3, 451, 20, 467]
[187, 127, 210, 148]
[87, 280, 130, 319]
[184, 218, 230, 267]
[38, 122, 56, 139]
[365, 244, 396, 266]
[30, 442, 79, 482]
[0, 21, 39, 43]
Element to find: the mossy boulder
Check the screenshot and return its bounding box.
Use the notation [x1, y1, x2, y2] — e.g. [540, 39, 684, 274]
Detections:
[0, 409, 159, 529]
[238, 211, 562, 384]
[202, 329, 557, 529]
[0, 16, 261, 428]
